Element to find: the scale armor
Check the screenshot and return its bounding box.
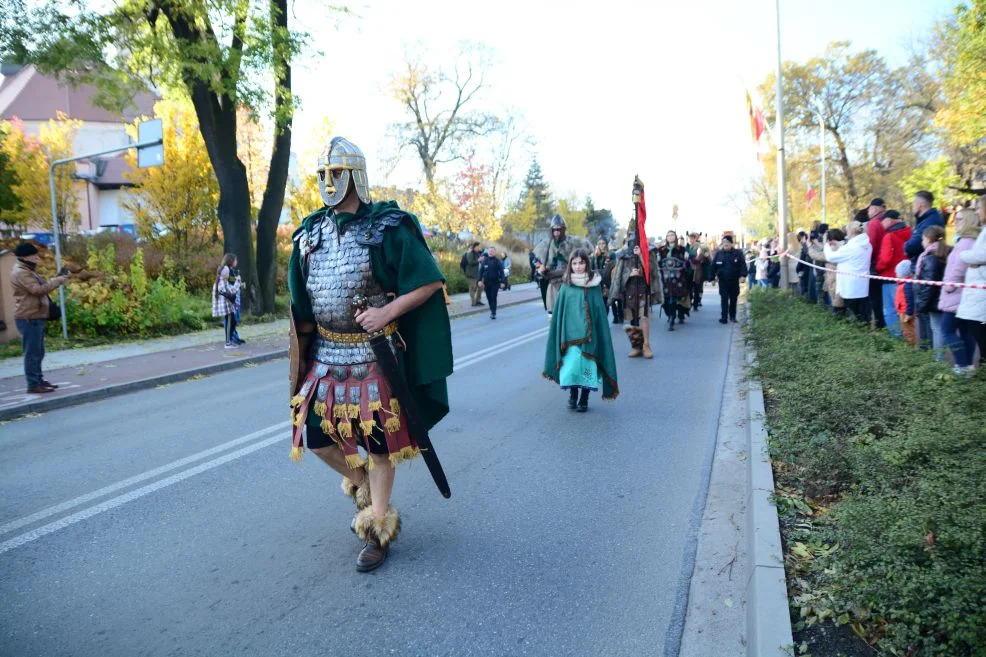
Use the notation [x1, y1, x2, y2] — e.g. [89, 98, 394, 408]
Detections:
[305, 215, 390, 365]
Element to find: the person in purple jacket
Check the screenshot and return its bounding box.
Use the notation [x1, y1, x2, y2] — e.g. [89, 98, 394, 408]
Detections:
[939, 208, 981, 370]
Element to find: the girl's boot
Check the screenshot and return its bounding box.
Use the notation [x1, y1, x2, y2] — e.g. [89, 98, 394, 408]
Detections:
[577, 388, 589, 412]
[568, 387, 578, 410]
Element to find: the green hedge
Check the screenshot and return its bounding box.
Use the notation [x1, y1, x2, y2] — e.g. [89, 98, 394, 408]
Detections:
[747, 291, 986, 656]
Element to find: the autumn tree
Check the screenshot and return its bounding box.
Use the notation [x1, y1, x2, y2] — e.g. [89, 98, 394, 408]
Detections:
[0, 123, 22, 228]
[450, 154, 501, 240]
[0, 114, 81, 233]
[936, 0, 986, 194]
[387, 43, 501, 190]
[760, 41, 936, 213]
[1, 0, 315, 313]
[122, 98, 219, 276]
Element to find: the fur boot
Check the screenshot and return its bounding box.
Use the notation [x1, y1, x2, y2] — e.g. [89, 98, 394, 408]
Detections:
[641, 316, 653, 359]
[354, 506, 402, 549]
[625, 325, 644, 357]
[341, 473, 372, 510]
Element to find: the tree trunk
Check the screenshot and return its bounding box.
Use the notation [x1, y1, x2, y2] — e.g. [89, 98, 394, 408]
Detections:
[255, 0, 293, 315]
[185, 83, 260, 315]
[831, 130, 859, 208]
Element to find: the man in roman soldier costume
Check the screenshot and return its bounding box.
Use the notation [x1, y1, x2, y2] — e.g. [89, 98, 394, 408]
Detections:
[287, 137, 453, 572]
[658, 230, 693, 331]
[533, 214, 592, 316]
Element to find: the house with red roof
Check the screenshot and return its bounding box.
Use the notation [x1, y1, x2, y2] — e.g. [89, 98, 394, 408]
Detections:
[0, 63, 157, 234]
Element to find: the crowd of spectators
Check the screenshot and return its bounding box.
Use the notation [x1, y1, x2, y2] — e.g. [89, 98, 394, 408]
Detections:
[768, 191, 986, 375]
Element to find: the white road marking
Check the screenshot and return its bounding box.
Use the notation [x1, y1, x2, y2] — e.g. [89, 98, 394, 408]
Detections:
[453, 327, 548, 371]
[0, 434, 283, 556]
[0, 325, 548, 554]
[0, 421, 290, 537]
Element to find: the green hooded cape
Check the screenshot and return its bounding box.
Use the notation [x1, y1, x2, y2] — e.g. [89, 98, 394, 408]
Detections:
[288, 201, 452, 430]
[542, 277, 619, 399]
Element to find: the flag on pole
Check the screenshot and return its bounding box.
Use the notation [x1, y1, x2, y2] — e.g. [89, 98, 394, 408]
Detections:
[633, 176, 650, 285]
[746, 91, 767, 142]
[806, 185, 817, 208]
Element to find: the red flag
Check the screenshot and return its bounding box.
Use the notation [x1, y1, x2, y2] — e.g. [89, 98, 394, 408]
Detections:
[634, 177, 650, 284]
[806, 186, 817, 208]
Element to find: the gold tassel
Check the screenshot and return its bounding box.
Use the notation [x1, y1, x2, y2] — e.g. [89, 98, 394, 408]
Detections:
[348, 404, 361, 420]
[333, 404, 347, 419]
[337, 420, 353, 439]
[389, 398, 401, 416]
[360, 419, 377, 438]
[289, 394, 305, 408]
[320, 415, 336, 436]
[313, 401, 327, 419]
[368, 400, 383, 413]
[389, 446, 420, 466]
[384, 416, 401, 434]
[345, 453, 367, 470]
[292, 410, 305, 427]
[290, 445, 304, 462]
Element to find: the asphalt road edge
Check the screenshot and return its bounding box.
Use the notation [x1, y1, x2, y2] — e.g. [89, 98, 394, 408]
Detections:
[662, 319, 735, 657]
[743, 319, 795, 656]
[0, 296, 540, 421]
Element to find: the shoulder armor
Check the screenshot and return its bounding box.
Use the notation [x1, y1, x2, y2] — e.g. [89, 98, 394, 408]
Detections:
[351, 211, 405, 247]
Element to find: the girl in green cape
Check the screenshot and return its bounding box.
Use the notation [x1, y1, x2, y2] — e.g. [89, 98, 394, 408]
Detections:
[543, 249, 619, 411]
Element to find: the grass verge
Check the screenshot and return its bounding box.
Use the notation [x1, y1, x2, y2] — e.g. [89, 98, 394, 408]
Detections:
[747, 290, 986, 657]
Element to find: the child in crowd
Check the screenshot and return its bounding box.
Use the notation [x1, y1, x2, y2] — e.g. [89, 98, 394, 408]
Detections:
[895, 260, 917, 347]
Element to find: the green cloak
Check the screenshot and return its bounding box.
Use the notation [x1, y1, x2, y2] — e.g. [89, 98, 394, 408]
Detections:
[542, 277, 619, 399]
[288, 201, 452, 430]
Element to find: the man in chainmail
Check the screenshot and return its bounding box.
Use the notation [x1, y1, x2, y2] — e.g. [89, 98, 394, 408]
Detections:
[287, 137, 453, 572]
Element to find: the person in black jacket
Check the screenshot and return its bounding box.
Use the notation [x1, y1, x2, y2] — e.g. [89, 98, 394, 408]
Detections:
[712, 235, 748, 324]
[914, 225, 949, 359]
[481, 246, 507, 319]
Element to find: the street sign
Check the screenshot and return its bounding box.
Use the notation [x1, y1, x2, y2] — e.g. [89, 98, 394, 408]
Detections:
[137, 119, 164, 168]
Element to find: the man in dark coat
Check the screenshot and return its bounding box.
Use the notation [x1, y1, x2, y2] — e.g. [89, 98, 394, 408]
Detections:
[712, 235, 748, 324]
[480, 246, 507, 319]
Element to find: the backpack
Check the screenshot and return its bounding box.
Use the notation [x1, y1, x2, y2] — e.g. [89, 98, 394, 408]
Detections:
[459, 252, 469, 273]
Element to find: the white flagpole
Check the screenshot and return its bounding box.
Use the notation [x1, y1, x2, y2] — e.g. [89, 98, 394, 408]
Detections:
[775, 0, 789, 286]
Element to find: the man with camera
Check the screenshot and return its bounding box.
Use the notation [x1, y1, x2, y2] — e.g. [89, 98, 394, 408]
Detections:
[10, 242, 69, 394]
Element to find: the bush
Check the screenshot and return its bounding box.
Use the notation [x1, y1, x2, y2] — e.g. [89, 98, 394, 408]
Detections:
[747, 291, 986, 656]
[60, 243, 203, 338]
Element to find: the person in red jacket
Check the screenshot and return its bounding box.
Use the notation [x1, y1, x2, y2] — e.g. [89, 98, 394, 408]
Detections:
[876, 210, 912, 338]
[866, 198, 887, 327]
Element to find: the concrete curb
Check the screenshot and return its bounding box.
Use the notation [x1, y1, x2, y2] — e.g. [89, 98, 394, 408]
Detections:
[0, 350, 288, 421]
[0, 296, 540, 421]
[742, 312, 795, 656]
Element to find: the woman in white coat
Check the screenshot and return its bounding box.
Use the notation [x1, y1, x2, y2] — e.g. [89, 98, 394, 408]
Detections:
[956, 196, 986, 367]
[823, 221, 873, 322]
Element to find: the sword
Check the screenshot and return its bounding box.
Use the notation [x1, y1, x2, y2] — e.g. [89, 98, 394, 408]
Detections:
[352, 294, 451, 499]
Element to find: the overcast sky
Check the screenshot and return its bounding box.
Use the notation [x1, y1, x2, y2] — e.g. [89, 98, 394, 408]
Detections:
[288, 0, 955, 236]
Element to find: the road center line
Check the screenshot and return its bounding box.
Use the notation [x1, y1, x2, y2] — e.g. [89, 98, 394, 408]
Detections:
[0, 421, 290, 537]
[0, 324, 549, 554]
[0, 434, 283, 556]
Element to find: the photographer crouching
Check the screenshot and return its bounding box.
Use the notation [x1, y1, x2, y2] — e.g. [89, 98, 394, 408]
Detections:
[10, 242, 69, 394]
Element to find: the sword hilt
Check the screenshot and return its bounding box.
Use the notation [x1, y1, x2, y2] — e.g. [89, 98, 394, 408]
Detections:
[352, 293, 388, 339]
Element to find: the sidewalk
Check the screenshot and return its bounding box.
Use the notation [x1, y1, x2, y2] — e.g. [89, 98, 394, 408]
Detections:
[0, 283, 541, 420]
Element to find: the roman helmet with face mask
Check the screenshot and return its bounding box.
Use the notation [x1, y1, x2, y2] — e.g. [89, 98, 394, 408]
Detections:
[549, 214, 567, 241]
[316, 137, 372, 208]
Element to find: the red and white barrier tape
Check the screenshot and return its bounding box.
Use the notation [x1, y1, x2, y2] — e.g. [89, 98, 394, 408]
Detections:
[768, 250, 986, 291]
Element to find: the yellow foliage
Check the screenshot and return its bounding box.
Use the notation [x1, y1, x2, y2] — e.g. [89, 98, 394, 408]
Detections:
[0, 113, 81, 231]
[122, 98, 219, 271]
